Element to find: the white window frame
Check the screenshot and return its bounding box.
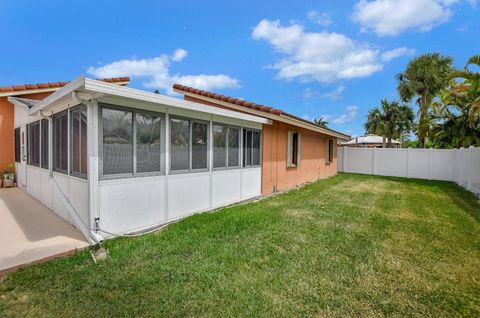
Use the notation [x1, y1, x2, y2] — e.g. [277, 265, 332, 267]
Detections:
[242, 128, 262, 168]
[99, 103, 165, 180]
[53, 109, 69, 174]
[27, 120, 41, 168]
[212, 123, 241, 170]
[70, 105, 88, 179]
[169, 115, 210, 174]
[287, 130, 301, 168]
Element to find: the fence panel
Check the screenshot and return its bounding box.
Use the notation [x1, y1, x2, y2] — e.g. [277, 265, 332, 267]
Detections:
[338, 147, 480, 196]
[374, 148, 408, 177]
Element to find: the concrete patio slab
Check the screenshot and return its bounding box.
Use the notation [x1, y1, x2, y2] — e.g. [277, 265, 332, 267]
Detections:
[0, 188, 89, 274]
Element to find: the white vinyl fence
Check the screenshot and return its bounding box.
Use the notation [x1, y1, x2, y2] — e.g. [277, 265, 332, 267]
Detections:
[338, 147, 480, 196]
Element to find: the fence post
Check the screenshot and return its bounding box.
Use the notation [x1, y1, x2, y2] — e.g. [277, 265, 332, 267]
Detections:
[428, 148, 433, 180]
[467, 147, 473, 191]
[371, 147, 376, 175]
[406, 148, 410, 178]
[342, 147, 347, 172]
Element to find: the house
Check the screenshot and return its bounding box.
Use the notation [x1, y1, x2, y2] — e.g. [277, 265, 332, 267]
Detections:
[172, 84, 350, 195]
[6, 75, 349, 243]
[341, 134, 401, 148]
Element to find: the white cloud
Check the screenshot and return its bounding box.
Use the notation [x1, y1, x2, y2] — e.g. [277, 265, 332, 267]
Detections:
[171, 48, 188, 61]
[87, 49, 240, 95]
[352, 0, 473, 36]
[307, 10, 333, 26]
[331, 105, 359, 124]
[381, 47, 416, 61]
[252, 19, 410, 83]
[303, 87, 321, 100]
[322, 85, 346, 100]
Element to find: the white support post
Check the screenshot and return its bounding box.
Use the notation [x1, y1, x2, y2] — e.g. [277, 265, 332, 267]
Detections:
[343, 146, 347, 173]
[164, 109, 170, 222]
[88, 100, 100, 231]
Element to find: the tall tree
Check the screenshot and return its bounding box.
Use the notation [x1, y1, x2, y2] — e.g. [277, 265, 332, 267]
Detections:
[428, 55, 480, 148]
[453, 54, 480, 124]
[364, 99, 415, 148]
[397, 53, 454, 147]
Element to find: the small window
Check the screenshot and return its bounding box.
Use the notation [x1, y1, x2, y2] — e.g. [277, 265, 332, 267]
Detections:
[102, 107, 133, 175]
[136, 112, 161, 173]
[170, 117, 209, 172]
[70, 105, 88, 177]
[40, 119, 49, 169]
[243, 128, 261, 167]
[287, 131, 300, 167]
[227, 127, 240, 167]
[213, 124, 240, 169]
[27, 121, 40, 167]
[213, 125, 227, 168]
[14, 128, 20, 163]
[192, 122, 208, 170]
[326, 138, 334, 163]
[170, 118, 190, 171]
[53, 110, 68, 173]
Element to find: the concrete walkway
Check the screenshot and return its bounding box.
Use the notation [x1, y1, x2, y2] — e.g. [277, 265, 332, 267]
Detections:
[0, 188, 89, 273]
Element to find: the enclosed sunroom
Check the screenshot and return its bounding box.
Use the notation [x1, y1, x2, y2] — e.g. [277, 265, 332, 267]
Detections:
[9, 76, 269, 243]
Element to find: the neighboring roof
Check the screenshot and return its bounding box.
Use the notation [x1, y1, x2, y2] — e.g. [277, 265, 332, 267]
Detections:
[28, 75, 269, 126]
[0, 77, 130, 97]
[342, 135, 401, 145]
[172, 84, 350, 140]
[8, 97, 40, 108]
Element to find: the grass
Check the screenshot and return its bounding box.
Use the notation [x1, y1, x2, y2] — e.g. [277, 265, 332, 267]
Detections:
[1, 173, 480, 317]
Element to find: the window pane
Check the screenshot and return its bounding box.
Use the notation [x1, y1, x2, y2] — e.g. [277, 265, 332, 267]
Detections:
[244, 130, 252, 167]
[252, 131, 260, 166]
[71, 110, 80, 173]
[53, 113, 68, 172]
[136, 112, 161, 173]
[60, 114, 68, 170]
[228, 127, 239, 167]
[53, 116, 61, 170]
[14, 128, 20, 163]
[41, 119, 49, 169]
[213, 125, 226, 168]
[102, 108, 133, 175]
[170, 118, 189, 171]
[28, 122, 40, 167]
[192, 122, 208, 170]
[80, 107, 88, 174]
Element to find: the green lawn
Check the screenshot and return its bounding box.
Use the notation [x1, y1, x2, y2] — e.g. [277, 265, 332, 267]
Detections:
[1, 173, 480, 317]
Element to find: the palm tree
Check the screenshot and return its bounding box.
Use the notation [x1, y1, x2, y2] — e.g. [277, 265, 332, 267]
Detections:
[314, 116, 328, 127]
[364, 99, 415, 148]
[452, 54, 480, 124]
[397, 53, 454, 147]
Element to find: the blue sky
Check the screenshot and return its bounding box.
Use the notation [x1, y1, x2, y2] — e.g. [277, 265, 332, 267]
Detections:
[1, 0, 478, 137]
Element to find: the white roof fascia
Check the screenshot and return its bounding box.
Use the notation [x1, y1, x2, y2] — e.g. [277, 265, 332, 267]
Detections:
[83, 78, 270, 125]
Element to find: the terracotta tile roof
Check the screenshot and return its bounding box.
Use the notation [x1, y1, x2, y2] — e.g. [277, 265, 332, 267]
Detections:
[173, 84, 350, 138]
[0, 77, 130, 94]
